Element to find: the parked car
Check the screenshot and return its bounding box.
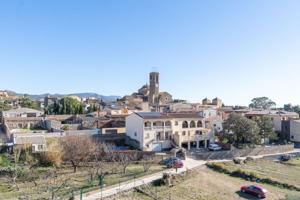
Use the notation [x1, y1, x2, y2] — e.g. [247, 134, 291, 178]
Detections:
[241, 185, 268, 198]
[208, 143, 222, 151]
[160, 157, 181, 166]
[167, 160, 184, 168]
[280, 154, 292, 162]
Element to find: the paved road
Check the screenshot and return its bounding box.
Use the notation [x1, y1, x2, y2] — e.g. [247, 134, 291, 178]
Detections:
[78, 149, 300, 200]
[78, 158, 206, 200]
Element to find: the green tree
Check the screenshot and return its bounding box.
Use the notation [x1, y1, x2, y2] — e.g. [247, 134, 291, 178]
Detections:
[284, 103, 293, 112]
[255, 116, 277, 144]
[45, 97, 84, 115]
[0, 101, 12, 111]
[58, 97, 83, 115]
[78, 104, 83, 114]
[293, 105, 300, 115]
[223, 113, 260, 148]
[19, 97, 41, 110]
[87, 104, 98, 113]
[249, 97, 276, 109]
[284, 104, 300, 116]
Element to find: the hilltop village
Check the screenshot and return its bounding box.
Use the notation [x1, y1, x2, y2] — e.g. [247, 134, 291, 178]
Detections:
[1, 72, 300, 200]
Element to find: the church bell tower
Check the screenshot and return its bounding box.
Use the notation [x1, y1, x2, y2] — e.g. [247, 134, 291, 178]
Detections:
[149, 72, 159, 105]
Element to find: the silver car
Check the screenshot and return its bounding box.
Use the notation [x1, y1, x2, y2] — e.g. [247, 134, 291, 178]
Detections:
[208, 143, 222, 151]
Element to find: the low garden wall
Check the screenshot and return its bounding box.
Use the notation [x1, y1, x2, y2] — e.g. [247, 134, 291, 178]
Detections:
[194, 144, 294, 160]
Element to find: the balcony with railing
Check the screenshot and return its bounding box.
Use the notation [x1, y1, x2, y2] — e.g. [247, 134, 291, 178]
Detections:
[153, 126, 164, 130]
[144, 126, 152, 131]
[144, 120, 172, 131]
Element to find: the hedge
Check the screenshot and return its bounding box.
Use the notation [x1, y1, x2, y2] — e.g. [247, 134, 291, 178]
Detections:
[206, 162, 300, 191]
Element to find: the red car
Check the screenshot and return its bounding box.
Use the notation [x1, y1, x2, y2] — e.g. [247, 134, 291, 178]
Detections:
[168, 160, 184, 168]
[241, 185, 268, 198]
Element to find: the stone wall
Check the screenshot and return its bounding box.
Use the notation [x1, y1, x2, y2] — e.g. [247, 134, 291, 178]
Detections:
[192, 144, 294, 160]
[4, 117, 44, 130]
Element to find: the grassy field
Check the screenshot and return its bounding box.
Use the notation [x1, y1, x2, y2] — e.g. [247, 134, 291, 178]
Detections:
[0, 163, 166, 200]
[286, 158, 300, 167]
[112, 166, 300, 200]
[211, 159, 300, 189]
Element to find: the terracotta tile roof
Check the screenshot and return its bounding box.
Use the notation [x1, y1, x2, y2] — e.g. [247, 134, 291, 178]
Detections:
[135, 112, 203, 119]
[245, 110, 299, 117]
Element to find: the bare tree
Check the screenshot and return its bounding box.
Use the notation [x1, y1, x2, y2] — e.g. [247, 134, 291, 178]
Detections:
[44, 170, 69, 200]
[6, 144, 38, 191]
[86, 143, 114, 182]
[61, 135, 96, 173]
[9, 145, 23, 191]
[141, 154, 155, 173]
[115, 151, 138, 174]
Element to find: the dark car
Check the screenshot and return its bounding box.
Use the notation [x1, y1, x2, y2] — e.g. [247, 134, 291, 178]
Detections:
[241, 185, 268, 198]
[280, 154, 292, 162]
[160, 157, 181, 166]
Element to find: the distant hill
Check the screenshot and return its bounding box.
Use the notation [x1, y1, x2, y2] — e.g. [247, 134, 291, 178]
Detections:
[3, 90, 120, 102]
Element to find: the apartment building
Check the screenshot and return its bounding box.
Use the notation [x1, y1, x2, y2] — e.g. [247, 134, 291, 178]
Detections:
[126, 112, 217, 152]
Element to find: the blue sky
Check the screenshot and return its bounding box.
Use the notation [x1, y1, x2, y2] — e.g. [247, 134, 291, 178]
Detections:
[0, 0, 299, 106]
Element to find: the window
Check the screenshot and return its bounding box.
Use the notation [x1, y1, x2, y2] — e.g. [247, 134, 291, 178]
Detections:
[190, 121, 196, 128]
[156, 132, 161, 141]
[175, 121, 178, 126]
[144, 121, 151, 127]
[197, 120, 203, 128]
[182, 121, 188, 128]
[196, 130, 202, 135]
[182, 131, 186, 136]
[165, 132, 169, 140]
[291, 135, 294, 139]
[165, 121, 171, 127]
[134, 132, 137, 137]
[38, 145, 43, 150]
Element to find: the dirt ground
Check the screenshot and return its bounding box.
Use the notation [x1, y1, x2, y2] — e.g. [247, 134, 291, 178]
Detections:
[112, 166, 300, 200]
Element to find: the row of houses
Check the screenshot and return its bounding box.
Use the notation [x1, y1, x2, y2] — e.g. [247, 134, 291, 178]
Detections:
[0, 107, 125, 152]
[124, 108, 300, 152]
[2, 106, 300, 153]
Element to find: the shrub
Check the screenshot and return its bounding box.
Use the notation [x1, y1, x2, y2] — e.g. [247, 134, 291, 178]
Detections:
[0, 154, 12, 167]
[37, 138, 63, 167]
[37, 152, 62, 167]
[206, 162, 231, 174]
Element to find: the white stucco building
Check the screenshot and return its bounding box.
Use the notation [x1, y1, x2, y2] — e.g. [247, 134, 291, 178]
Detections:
[245, 110, 299, 132]
[2, 107, 44, 118]
[126, 112, 218, 152]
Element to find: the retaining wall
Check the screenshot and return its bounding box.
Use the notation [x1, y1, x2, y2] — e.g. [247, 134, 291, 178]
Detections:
[192, 144, 294, 160]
